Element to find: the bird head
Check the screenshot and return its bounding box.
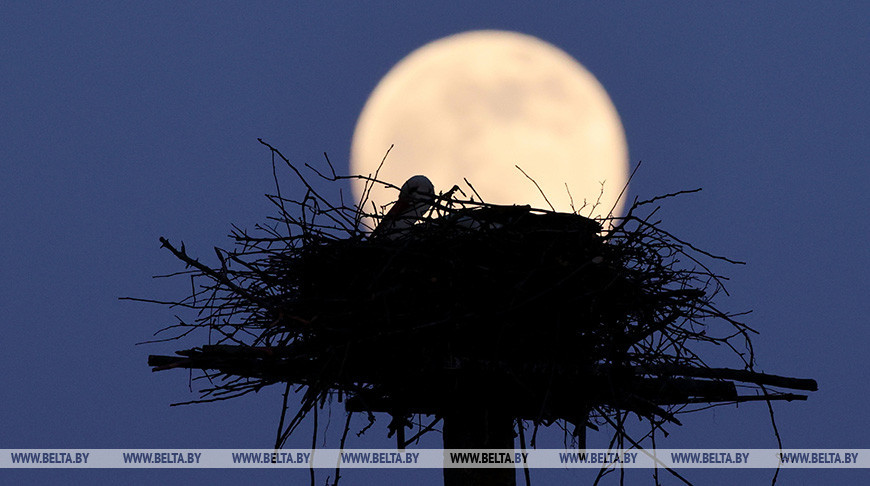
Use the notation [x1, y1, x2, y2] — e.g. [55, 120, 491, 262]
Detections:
[399, 175, 435, 203]
[372, 175, 436, 239]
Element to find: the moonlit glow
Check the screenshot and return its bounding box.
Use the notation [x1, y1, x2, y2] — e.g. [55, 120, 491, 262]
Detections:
[350, 30, 629, 221]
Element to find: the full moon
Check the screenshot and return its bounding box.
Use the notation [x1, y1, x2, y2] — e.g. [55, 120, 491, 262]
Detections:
[350, 30, 628, 221]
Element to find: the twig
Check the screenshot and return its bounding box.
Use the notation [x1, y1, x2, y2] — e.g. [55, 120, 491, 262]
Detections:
[515, 165, 555, 211]
[331, 412, 353, 486]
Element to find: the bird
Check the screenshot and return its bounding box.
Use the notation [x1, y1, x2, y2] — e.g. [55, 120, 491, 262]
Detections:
[372, 175, 435, 238]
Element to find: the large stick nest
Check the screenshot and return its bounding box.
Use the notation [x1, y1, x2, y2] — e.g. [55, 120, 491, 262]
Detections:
[141, 140, 815, 448]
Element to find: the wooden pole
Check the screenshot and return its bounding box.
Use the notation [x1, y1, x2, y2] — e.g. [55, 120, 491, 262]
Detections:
[442, 407, 516, 486]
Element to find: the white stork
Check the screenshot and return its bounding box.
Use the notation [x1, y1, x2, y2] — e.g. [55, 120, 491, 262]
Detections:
[372, 175, 435, 238]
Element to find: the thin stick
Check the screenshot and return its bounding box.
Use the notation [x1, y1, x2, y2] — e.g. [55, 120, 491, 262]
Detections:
[331, 412, 353, 486]
[275, 382, 292, 449]
[606, 159, 643, 219]
[310, 404, 318, 486]
[515, 165, 555, 211]
[516, 419, 532, 486]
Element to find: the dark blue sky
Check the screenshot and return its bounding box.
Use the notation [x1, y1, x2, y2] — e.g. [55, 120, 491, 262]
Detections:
[2, 2, 867, 484]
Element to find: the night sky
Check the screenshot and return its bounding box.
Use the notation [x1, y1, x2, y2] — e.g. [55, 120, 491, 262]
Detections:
[2, 2, 867, 484]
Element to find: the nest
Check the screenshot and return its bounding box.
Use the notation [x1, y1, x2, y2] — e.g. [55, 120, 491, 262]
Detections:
[141, 140, 816, 456]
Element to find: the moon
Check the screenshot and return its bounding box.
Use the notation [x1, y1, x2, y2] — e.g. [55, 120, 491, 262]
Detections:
[350, 30, 628, 222]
